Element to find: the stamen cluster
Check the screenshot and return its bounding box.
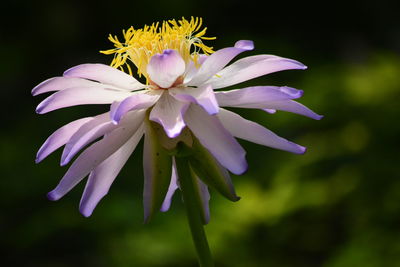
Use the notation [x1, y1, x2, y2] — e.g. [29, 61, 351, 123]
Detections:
[100, 17, 215, 79]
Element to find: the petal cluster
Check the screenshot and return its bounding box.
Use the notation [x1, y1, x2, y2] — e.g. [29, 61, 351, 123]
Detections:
[33, 39, 322, 220]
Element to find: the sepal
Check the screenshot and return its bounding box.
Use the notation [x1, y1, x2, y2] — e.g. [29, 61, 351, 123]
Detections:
[188, 137, 240, 202]
[143, 115, 173, 223]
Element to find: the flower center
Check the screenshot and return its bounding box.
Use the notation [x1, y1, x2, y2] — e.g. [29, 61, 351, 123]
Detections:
[149, 76, 184, 90]
[100, 17, 215, 81]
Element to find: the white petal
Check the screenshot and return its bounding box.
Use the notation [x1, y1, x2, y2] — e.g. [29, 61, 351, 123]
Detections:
[218, 109, 306, 154]
[260, 100, 324, 120]
[147, 49, 186, 88]
[32, 77, 106, 96]
[183, 54, 208, 84]
[61, 113, 111, 165]
[111, 91, 161, 123]
[187, 40, 254, 86]
[47, 110, 145, 201]
[169, 85, 219, 115]
[63, 64, 145, 90]
[160, 158, 179, 212]
[79, 125, 144, 217]
[184, 104, 247, 175]
[206, 55, 307, 89]
[35, 117, 92, 163]
[215, 86, 303, 107]
[61, 121, 118, 166]
[149, 92, 189, 138]
[264, 109, 277, 114]
[214, 88, 322, 120]
[36, 86, 132, 114]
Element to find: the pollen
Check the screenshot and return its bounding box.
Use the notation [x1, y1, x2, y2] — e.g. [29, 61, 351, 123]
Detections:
[100, 17, 216, 79]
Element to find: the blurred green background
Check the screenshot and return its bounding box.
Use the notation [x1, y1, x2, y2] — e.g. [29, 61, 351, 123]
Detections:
[1, 0, 400, 266]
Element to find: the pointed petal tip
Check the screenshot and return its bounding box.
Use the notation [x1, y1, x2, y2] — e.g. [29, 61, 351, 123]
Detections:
[35, 157, 41, 164]
[264, 109, 277, 114]
[290, 60, 307, 70]
[31, 89, 39, 96]
[110, 107, 122, 124]
[149, 117, 185, 139]
[234, 40, 254, 51]
[296, 145, 307, 155]
[79, 207, 93, 218]
[281, 86, 304, 98]
[166, 130, 181, 139]
[62, 65, 80, 77]
[31, 78, 52, 96]
[232, 195, 241, 202]
[160, 204, 171, 212]
[285, 141, 307, 155]
[233, 160, 248, 175]
[35, 106, 43, 114]
[60, 158, 69, 166]
[47, 191, 60, 201]
[308, 113, 324, 120]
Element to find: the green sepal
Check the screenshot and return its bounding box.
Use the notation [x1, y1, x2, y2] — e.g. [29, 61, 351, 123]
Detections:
[189, 166, 210, 225]
[143, 117, 173, 223]
[188, 137, 240, 202]
[150, 122, 193, 156]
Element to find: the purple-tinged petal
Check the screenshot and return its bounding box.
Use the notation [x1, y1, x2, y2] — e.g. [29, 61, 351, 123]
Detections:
[194, 176, 211, 224]
[79, 125, 144, 217]
[35, 117, 92, 163]
[61, 122, 118, 166]
[214, 87, 322, 119]
[32, 77, 104, 96]
[160, 159, 179, 212]
[264, 109, 277, 114]
[109, 101, 120, 119]
[36, 87, 132, 114]
[183, 54, 208, 84]
[187, 40, 254, 86]
[111, 92, 161, 124]
[63, 64, 145, 90]
[184, 104, 247, 175]
[147, 49, 186, 88]
[218, 109, 306, 154]
[169, 85, 219, 115]
[47, 110, 145, 201]
[149, 93, 189, 138]
[206, 55, 307, 89]
[215, 86, 303, 108]
[61, 113, 111, 165]
[260, 100, 324, 120]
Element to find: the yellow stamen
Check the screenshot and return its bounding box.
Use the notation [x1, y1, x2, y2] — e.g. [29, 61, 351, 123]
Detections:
[100, 17, 216, 79]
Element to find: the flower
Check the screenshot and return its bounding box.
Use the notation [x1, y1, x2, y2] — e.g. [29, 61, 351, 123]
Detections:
[33, 17, 322, 222]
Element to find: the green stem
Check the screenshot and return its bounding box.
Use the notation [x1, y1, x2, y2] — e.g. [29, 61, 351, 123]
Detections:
[175, 156, 214, 267]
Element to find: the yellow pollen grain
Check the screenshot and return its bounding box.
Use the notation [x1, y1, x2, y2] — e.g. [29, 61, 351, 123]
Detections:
[100, 16, 216, 80]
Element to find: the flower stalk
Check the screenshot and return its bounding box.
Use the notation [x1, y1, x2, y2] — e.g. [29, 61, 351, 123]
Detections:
[175, 155, 214, 267]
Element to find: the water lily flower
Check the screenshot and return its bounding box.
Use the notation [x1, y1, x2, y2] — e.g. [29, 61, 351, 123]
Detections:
[33, 17, 322, 224]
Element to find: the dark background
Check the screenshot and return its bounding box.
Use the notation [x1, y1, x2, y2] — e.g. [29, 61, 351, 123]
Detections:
[1, 0, 400, 266]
